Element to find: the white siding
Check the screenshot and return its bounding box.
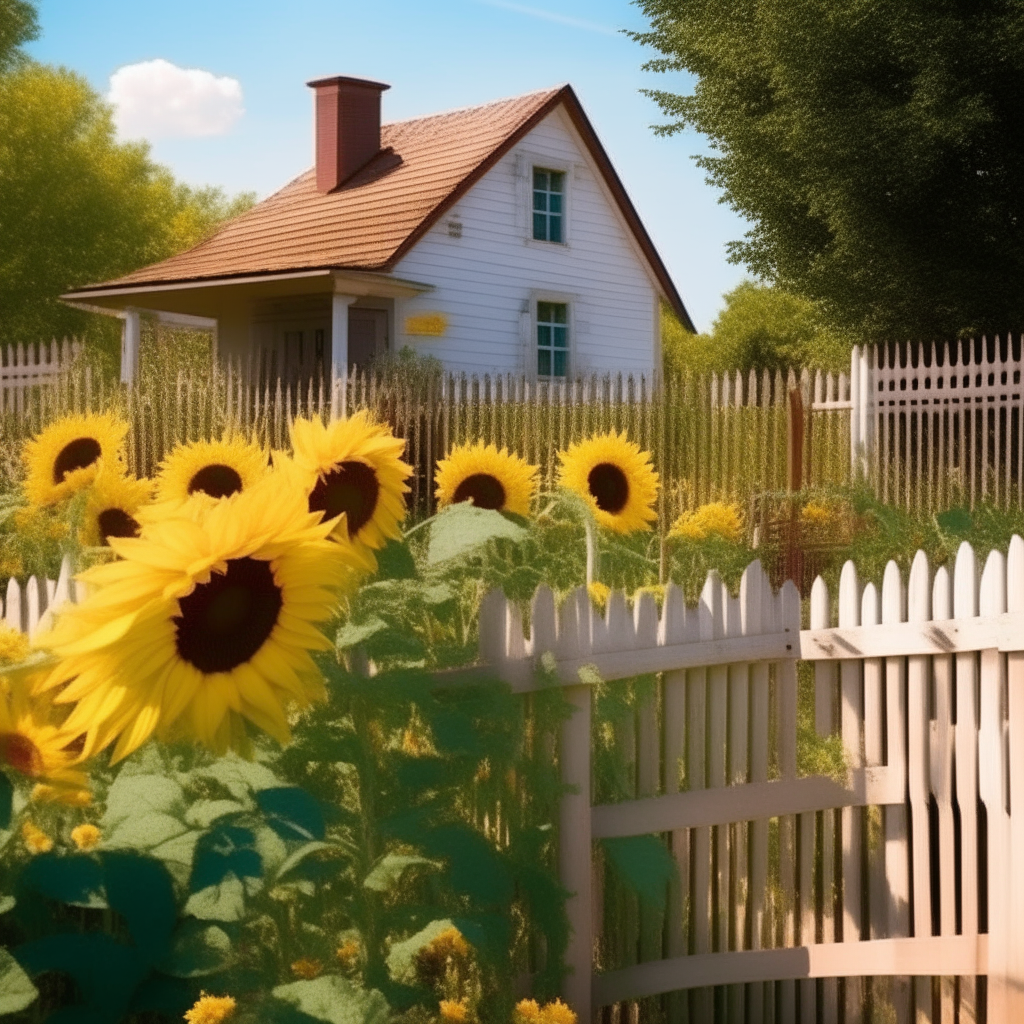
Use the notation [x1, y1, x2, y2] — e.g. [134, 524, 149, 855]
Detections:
[392, 107, 662, 377]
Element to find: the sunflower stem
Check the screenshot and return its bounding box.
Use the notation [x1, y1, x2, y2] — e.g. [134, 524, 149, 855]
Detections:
[584, 517, 600, 586]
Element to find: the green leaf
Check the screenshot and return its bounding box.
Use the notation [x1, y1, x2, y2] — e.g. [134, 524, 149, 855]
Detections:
[426, 504, 527, 565]
[184, 874, 246, 922]
[257, 787, 325, 841]
[275, 841, 331, 882]
[271, 976, 390, 1024]
[18, 853, 105, 908]
[194, 754, 281, 800]
[937, 507, 973, 536]
[601, 835, 677, 912]
[161, 921, 233, 978]
[362, 853, 438, 892]
[103, 811, 191, 853]
[0, 895, 14, 915]
[185, 799, 248, 829]
[376, 538, 417, 580]
[0, 948, 37, 1015]
[103, 774, 183, 827]
[0, 773, 12, 829]
[335, 616, 389, 651]
[101, 852, 177, 963]
[385, 918, 455, 983]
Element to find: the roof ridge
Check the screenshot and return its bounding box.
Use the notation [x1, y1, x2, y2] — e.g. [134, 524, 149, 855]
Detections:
[381, 84, 565, 128]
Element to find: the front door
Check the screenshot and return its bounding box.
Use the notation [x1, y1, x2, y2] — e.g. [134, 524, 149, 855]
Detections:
[348, 308, 388, 369]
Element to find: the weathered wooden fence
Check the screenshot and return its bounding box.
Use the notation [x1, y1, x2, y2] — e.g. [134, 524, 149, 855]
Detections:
[465, 537, 1024, 1022]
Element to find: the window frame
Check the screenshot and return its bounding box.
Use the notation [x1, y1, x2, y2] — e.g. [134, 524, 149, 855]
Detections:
[514, 150, 574, 249]
[531, 167, 566, 244]
[528, 291, 575, 380]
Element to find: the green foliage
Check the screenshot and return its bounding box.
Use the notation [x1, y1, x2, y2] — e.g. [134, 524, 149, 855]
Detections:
[0, 0, 36, 71]
[634, 0, 1024, 342]
[599, 836, 676, 913]
[0, 59, 254, 347]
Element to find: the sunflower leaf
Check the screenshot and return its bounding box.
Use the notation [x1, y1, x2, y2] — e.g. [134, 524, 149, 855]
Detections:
[600, 835, 677, 912]
[270, 976, 390, 1024]
[257, 787, 326, 841]
[362, 853, 439, 892]
[0, 947, 37, 1015]
[184, 874, 246, 922]
[0, 773, 11, 830]
[161, 921, 233, 978]
[18, 853, 105, 909]
[426, 504, 527, 565]
[335, 616, 389, 651]
[102, 774, 184, 827]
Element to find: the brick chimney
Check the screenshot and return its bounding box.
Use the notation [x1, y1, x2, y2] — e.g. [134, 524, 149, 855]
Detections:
[306, 75, 390, 193]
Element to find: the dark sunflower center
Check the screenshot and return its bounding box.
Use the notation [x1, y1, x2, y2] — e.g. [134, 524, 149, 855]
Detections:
[309, 461, 379, 538]
[174, 557, 282, 674]
[52, 437, 102, 484]
[97, 507, 140, 543]
[0, 732, 43, 777]
[188, 464, 243, 499]
[451, 473, 506, 510]
[588, 462, 630, 514]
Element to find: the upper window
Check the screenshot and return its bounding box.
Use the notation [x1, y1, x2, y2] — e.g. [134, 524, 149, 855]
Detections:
[532, 168, 564, 243]
[537, 301, 568, 378]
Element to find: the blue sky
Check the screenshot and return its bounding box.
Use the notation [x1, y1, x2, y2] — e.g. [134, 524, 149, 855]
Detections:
[28, 0, 751, 331]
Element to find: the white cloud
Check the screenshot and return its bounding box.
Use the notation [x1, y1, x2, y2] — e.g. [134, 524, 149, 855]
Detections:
[108, 59, 244, 140]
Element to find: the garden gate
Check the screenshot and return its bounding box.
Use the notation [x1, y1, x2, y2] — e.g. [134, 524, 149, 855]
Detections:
[471, 539, 1024, 1023]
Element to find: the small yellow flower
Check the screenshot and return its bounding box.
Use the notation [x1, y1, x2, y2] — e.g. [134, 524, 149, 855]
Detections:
[439, 999, 471, 1024]
[632, 584, 665, 606]
[0, 623, 29, 665]
[0, 557, 22, 579]
[799, 501, 834, 530]
[70, 823, 101, 851]
[587, 581, 610, 611]
[184, 993, 237, 1024]
[541, 999, 578, 1024]
[290, 957, 323, 980]
[22, 820, 52, 854]
[514, 1000, 544, 1024]
[32, 783, 91, 807]
[415, 926, 471, 988]
[668, 502, 744, 543]
[336, 938, 361, 969]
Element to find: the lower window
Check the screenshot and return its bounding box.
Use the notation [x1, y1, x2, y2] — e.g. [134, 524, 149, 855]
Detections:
[537, 301, 568, 377]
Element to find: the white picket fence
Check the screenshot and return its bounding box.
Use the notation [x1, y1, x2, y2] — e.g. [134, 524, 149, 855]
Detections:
[0, 339, 80, 417]
[464, 538, 1024, 1022]
[1, 556, 76, 637]
[851, 338, 1024, 510]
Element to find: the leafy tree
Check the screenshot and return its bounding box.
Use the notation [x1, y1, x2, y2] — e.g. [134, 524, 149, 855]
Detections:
[663, 283, 849, 375]
[0, 0, 37, 71]
[0, 61, 254, 347]
[634, 0, 1024, 342]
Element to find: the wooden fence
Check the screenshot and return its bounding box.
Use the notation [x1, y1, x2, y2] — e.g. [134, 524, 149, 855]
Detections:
[852, 335, 1024, 512]
[1, 556, 75, 637]
[0, 340, 81, 419]
[463, 537, 1024, 1022]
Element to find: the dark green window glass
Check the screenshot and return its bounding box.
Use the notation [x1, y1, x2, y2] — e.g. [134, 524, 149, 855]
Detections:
[537, 302, 568, 378]
[532, 168, 565, 242]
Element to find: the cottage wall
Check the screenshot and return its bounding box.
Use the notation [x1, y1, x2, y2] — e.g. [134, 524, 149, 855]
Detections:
[392, 107, 661, 378]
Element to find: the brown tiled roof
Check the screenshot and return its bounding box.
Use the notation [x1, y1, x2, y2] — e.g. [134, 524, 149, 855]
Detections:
[69, 85, 692, 329]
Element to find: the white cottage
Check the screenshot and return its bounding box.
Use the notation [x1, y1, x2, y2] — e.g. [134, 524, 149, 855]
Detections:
[63, 76, 693, 381]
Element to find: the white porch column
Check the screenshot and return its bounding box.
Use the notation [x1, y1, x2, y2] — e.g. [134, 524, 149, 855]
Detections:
[331, 293, 357, 418]
[121, 307, 141, 385]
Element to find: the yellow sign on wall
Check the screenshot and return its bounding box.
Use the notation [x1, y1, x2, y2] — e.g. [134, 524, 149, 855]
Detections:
[404, 312, 448, 337]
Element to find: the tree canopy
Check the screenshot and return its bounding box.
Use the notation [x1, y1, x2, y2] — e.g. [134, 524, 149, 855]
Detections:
[0, 3, 254, 347]
[663, 281, 850, 376]
[634, 0, 1024, 343]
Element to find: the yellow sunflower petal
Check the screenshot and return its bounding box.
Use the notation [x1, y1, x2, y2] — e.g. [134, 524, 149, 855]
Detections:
[435, 441, 538, 515]
[557, 430, 659, 534]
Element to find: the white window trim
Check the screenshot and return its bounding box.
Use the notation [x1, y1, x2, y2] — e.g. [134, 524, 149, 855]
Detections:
[514, 149, 576, 250]
[527, 290, 576, 381]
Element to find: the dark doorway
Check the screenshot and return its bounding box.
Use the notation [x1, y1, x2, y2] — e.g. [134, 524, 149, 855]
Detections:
[348, 308, 388, 369]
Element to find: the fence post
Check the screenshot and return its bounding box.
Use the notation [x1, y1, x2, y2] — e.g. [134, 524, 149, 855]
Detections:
[557, 588, 593, 1021]
[121, 308, 140, 386]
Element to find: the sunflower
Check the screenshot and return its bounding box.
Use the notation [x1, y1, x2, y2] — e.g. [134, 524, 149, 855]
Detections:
[35, 475, 358, 762]
[557, 431, 659, 534]
[153, 437, 267, 506]
[289, 411, 411, 550]
[0, 673, 89, 804]
[22, 413, 128, 508]
[434, 442, 537, 515]
[80, 471, 153, 547]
